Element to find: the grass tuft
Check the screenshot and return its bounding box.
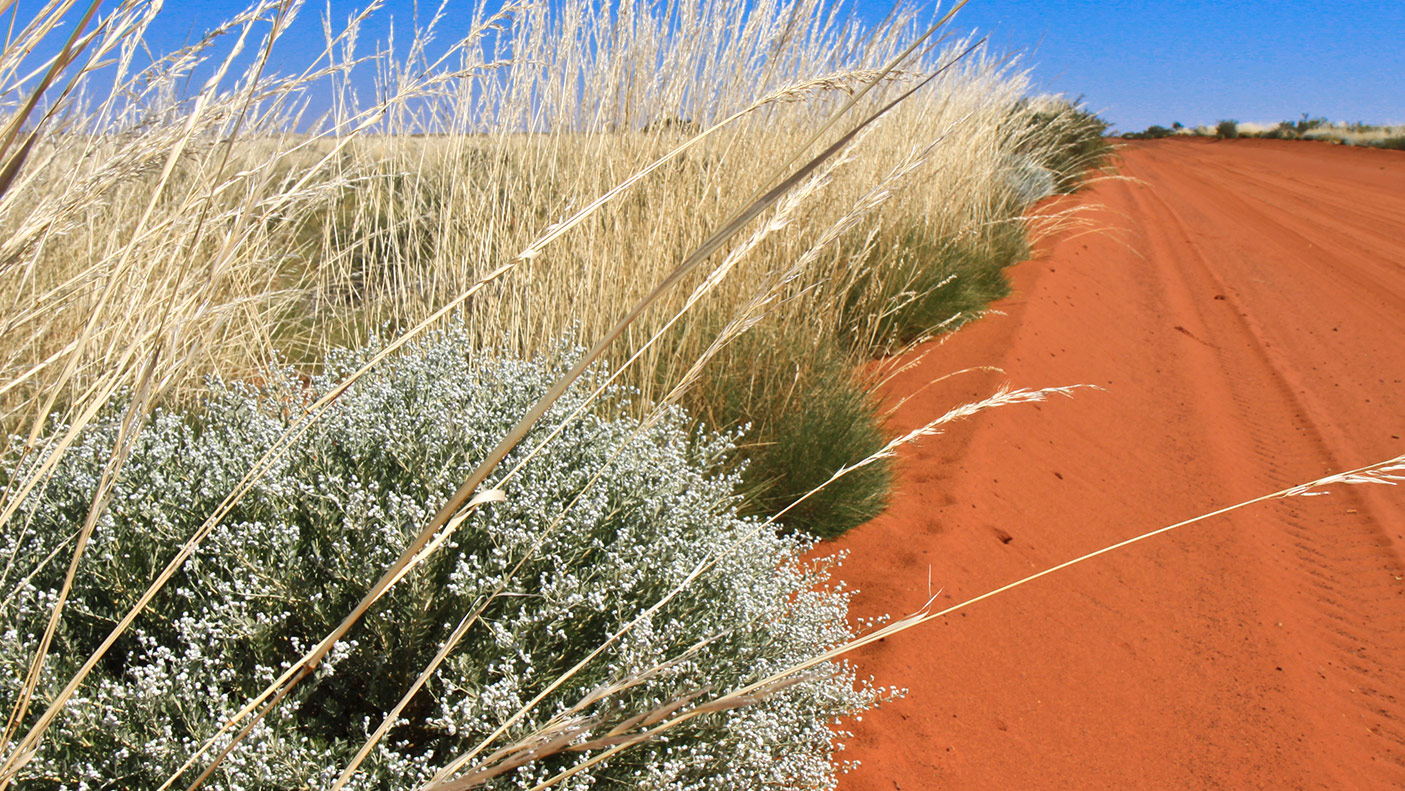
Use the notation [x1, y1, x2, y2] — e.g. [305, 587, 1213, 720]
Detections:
[690, 328, 893, 539]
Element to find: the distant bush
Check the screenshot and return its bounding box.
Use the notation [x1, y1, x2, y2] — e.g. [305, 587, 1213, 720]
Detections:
[1017, 99, 1114, 192]
[1124, 124, 1175, 140]
[1215, 120, 1240, 139]
[1379, 136, 1405, 151]
[2, 325, 875, 790]
[1293, 114, 1329, 135]
[1262, 121, 1298, 140]
[1207, 114, 1404, 149]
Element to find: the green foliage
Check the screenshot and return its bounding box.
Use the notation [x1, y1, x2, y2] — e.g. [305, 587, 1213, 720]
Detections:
[845, 224, 1025, 354]
[1293, 113, 1329, 135]
[1215, 119, 1240, 139]
[680, 222, 1029, 541]
[1124, 124, 1175, 140]
[2, 326, 875, 790]
[672, 218, 1028, 542]
[1018, 100, 1114, 192]
[1378, 136, 1405, 151]
[686, 328, 892, 540]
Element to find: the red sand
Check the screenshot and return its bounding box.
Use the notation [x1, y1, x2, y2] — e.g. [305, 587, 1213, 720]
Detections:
[831, 138, 1405, 790]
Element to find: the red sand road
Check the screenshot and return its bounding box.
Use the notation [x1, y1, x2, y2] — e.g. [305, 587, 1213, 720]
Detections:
[831, 138, 1405, 790]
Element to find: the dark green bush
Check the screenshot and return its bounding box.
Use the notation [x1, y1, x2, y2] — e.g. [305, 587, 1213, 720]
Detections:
[1130, 124, 1175, 140]
[1215, 119, 1239, 139]
[1018, 100, 1114, 192]
[1294, 114, 1329, 135]
[686, 328, 892, 540]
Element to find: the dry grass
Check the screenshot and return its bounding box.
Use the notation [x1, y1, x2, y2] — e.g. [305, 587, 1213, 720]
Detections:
[0, 0, 1086, 541]
[0, 5, 1076, 422]
[0, 0, 1107, 787]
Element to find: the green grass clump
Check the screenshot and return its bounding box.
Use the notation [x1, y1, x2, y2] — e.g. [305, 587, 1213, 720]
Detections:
[676, 221, 1029, 541]
[844, 223, 1026, 355]
[686, 328, 891, 540]
[1216, 120, 1241, 139]
[1018, 100, 1114, 192]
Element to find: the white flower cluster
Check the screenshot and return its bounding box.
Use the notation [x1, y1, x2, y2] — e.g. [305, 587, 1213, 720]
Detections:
[1, 324, 876, 790]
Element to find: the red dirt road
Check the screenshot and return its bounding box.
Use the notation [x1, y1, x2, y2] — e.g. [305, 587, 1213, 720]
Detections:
[833, 139, 1405, 790]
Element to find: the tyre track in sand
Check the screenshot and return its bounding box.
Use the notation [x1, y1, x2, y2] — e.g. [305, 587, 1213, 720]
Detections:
[1123, 152, 1405, 757]
[831, 138, 1405, 791]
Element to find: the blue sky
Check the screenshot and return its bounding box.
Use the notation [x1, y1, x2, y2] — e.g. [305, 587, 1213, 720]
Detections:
[17, 0, 1405, 132]
[923, 0, 1405, 131]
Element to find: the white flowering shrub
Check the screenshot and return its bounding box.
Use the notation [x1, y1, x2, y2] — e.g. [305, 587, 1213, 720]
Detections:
[1, 325, 877, 790]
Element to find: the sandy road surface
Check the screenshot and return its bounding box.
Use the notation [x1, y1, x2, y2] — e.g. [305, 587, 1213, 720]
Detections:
[832, 138, 1405, 790]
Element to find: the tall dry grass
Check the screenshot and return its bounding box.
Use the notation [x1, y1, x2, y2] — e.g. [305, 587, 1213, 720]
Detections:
[0, 0, 1094, 546]
[0, 1, 1076, 410]
[0, 0, 1108, 787]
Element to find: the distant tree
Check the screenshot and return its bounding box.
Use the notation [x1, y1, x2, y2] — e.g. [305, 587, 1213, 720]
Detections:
[1293, 113, 1328, 134]
[1122, 124, 1175, 140]
[1215, 119, 1239, 139]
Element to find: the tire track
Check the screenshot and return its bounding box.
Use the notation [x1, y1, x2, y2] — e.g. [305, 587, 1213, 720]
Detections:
[1121, 144, 1405, 777]
[833, 138, 1405, 791]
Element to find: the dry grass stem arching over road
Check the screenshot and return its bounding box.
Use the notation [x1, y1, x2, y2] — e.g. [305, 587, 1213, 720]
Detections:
[834, 137, 1405, 791]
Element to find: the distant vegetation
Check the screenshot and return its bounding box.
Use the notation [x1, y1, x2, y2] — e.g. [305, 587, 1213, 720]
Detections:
[1215, 119, 1240, 139]
[1123, 114, 1405, 150]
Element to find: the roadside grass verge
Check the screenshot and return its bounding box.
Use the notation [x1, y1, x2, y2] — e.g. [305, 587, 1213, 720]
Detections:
[687, 325, 893, 539]
[0, 28, 1095, 536]
[841, 222, 1027, 355]
[0, 0, 1111, 787]
[1015, 98, 1115, 193]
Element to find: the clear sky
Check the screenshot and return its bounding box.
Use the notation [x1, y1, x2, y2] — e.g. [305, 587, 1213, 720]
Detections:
[924, 0, 1405, 132]
[18, 0, 1405, 133]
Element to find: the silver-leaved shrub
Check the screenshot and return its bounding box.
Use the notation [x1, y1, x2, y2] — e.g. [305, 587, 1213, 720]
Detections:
[1, 324, 877, 790]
